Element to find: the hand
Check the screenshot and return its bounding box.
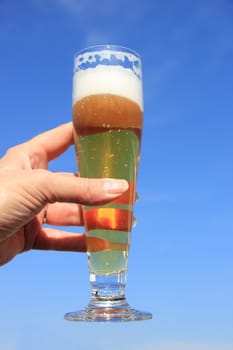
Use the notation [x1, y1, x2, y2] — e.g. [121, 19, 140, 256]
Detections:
[0, 123, 128, 266]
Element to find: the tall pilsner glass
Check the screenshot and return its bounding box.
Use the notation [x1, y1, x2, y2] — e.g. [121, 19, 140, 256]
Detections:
[64, 45, 152, 322]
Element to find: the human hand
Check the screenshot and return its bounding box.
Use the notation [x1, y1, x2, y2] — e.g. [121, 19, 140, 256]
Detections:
[0, 123, 128, 266]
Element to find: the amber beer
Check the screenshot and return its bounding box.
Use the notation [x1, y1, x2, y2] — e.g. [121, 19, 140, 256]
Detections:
[72, 49, 143, 276]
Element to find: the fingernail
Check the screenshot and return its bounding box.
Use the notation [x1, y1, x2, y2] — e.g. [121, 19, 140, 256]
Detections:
[104, 179, 129, 194]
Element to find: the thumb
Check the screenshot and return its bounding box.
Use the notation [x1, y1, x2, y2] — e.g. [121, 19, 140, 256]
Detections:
[37, 171, 129, 205]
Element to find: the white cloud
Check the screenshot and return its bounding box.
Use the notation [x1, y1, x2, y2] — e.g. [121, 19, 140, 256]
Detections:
[83, 30, 114, 47]
[38, 0, 128, 46]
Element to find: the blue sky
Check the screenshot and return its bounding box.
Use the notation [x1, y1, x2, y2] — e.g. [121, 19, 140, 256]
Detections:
[0, 0, 233, 349]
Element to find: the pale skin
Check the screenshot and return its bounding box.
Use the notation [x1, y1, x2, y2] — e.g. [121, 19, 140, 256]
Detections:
[0, 122, 128, 266]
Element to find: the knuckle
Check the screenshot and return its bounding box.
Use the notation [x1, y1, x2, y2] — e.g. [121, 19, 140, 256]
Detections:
[33, 169, 55, 202]
[80, 178, 115, 205]
[79, 178, 100, 203]
[33, 169, 49, 185]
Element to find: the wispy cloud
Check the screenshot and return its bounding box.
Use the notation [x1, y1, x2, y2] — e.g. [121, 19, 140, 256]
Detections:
[83, 30, 110, 47]
[36, 0, 155, 46]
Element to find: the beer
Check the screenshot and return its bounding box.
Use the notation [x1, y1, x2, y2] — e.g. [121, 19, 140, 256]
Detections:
[65, 46, 152, 322]
[73, 59, 143, 275]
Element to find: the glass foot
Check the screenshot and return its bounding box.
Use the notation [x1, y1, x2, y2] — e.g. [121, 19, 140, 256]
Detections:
[64, 298, 152, 322]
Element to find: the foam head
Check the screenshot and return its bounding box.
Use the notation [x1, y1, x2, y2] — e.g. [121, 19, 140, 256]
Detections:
[73, 48, 143, 111]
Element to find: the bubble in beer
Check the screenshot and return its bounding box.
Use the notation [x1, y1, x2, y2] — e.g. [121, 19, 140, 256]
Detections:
[72, 47, 143, 276]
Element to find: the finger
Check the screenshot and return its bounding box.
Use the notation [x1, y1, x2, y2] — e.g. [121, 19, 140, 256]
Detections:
[33, 228, 110, 253]
[0, 123, 73, 169]
[45, 202, 84, 226]
[33, 228, 87, 251]
[40, 172, 129, 206]
[29, 122, 73, 162]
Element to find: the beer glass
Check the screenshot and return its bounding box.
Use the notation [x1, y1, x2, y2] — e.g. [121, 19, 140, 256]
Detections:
[64, 45, 152, 322]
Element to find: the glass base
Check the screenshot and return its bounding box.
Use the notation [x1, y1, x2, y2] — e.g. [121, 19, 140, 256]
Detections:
[64, 298, 152, 322]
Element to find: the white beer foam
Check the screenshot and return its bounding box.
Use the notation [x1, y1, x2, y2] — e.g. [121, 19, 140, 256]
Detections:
[75, 48, 142, 79]
[73, 65, 143, 110]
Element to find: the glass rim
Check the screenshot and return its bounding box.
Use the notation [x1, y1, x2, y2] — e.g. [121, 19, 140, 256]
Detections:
[74, 44, 141, 60]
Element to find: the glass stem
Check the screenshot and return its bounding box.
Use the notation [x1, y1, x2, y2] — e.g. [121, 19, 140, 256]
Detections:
[89, 271, 127, 302]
